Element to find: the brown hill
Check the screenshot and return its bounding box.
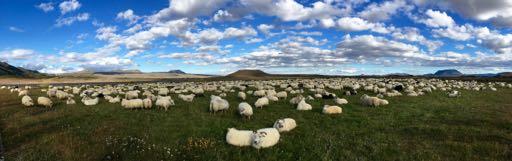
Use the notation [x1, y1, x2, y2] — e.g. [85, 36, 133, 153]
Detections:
[497, 72, 512, 77]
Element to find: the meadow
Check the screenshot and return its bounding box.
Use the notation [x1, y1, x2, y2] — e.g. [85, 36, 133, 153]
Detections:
[0, 84, 511, 161]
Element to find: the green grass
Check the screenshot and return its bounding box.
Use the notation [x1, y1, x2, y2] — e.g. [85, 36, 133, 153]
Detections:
[0, 87, 511, 161]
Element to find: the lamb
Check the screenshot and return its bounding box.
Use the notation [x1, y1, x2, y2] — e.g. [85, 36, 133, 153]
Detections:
[238, 102, 253, 119]
[37, 97, 53, 108]
[238, 91, 246, 100]
[143, 98, 152, 109]
[155, 97, 173, 111]
[226, 128, 254, 147]
[334, 97, 348, 105]
[66, 97, 76, 105]
[210, 95, 229, 113]
[82, 97, 99, 106]
[21, 95, 34, 107]
[296, 99, 312, 111]
[254, 97, 269, 108]
[273, 118, 297, 132]
[322, 105, 342, 114]
[178, 94, 195, 102]
[251, 128, 280, 149]
[121, 99, 143, 109]
[360, 94, 388, 107]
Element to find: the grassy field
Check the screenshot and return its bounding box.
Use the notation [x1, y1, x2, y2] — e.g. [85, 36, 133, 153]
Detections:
[0, 86, 511, 161]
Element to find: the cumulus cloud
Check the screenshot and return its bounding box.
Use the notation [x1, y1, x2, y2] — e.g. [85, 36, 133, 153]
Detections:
[421, 9, 455, 28]
[358, 0, 412, 22]
[117, 9, 140, 25]
[59, 0, 81, 15]
[55, 13, 90, 27]
[0, 49, 36, 60]
[79, 57, 134, 72]
[36, 2, 54, 12]
[148, 0, 229, 23]
[240, 0, 346, 21]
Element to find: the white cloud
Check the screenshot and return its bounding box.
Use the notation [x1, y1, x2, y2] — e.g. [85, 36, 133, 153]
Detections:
[59, 0, 81, 15]
[148, 0, 229, 23]
[422, 10, 455, 28]
[117, 9, 140, 25]
[335, 17, 374, 31]
[240, 0, 346, 21]
[36, 2, 54, 12]
[0, 49, 36, 60]
[8, 26, 24, 32]
[80, 57, 134, 72]
[257, 24, 274, 36]
[55, 13, 90, 27]
[358, 0, 411, 22]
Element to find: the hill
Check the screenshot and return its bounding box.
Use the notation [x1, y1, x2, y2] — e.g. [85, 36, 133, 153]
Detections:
[497, 72, 512, 77]
[168, 70, 186, 74]
[0, 62, 44, 77]
[226, 69, 270, 78]
[94, 69, 143, 75]
[432, 69, 463, 77]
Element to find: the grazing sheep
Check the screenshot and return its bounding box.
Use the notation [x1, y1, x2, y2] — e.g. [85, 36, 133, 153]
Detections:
[156, 97, 173, 111]
[121, 99, 143, 109]
[21, 95, 34, 107]
[178, 94, 195, 102]
[289, 95, 304, 105]
[267, 95, 279, 101]
[238, 102, 253, 119]
[37, 97, 53, 108]
[158, 88, 169, 96]
[360, 94, 388, 107]
[448, 90, 459, 97]
[276, 91, 287, 99]
[273, 118, 296, 132]
[108, 96, 121, 103]
[254, 97, 269, 108]
[251, 128, 280, 149]
[82, 97, 99, 106]
[210, 95, 229, 113]
[253, 90, 266, 97]
[296, 99, 312, 111]
[334, 98, 348, 105]
[226, 128, 254, 147]
[66, 97, 76, 105]
[56, 90, 70, 100]
[238, 92, 246, 100]
[18, 90, 28, 97]
[143, 98, 152, 109]
[322, 105, 342, 114]
[125, 91, 139, 99]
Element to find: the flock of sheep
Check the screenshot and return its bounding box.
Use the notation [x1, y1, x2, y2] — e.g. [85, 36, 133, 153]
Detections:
[2, 77, 511, 149]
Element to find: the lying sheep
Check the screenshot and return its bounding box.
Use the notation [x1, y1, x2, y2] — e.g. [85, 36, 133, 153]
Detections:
[448, 90, 459, 97]
[267, 95, 279, 101]
[178, 94, 195, 102]
[296, 99, 312, 111]
[334, 97, 348, 105]
[82, 97, 99, 106]
[289, 95, 304, 104]
[143, 98, 152, 109]
[360, 94, 388, 107]
[238, 102, 253, 119]
[226, 128, 254, 147]
[254, 97, 269, 108]
[323, 105, 342, 114]
[18, 90, 28, 97]
[273, 118, 296, 132]
[21, 95, 34, 107]
[108, 96, 121, 103]
[121, 99, 143, 109]
[210, 95, 229, 113]
[252, 128, 280, 149]
[238, 92, 246, 100]
[37, 97, 53, 108]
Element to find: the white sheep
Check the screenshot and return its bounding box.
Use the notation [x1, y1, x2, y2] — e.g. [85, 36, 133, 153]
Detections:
[253, 90, 266, 97]
[178, 94, 195, 102]
[156, 96, 173, 111]
[360, 94, 388, 107]
[66, 97, 76, 105]
[210, 95, 229, 113]
[334, 98, 348, 105]
[158, 88, 169, 96]
[82, 97, 99, 106]
[18, 90, 28, 97]
[238, 102, 253, 119]
[21, 95, 34, 107]
[254, 97, 269, 108]
[143, 98, 152, 109]
[121, 99, 143, 109]
[251, 128, 280, 149]
[56, 90, 70, 100]
[238, 92, 246, 100]
[296, 99, 312, 111]
[276, 91, 287, 99]
[289, 95, 304, 104]
[37, 97, 53, 108]
[226, 128, 254, 147]
[108, 96, 121, 103]
[267, 95, 279, 101]
[448, 90, 459, 97]
[125, 91, 139, 99]
[273, 118, 296, 132]
[323, 105, 342, 114]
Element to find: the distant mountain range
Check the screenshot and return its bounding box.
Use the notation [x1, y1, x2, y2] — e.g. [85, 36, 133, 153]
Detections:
[0, 62, 45, 77]
[167, 70, 186, 74]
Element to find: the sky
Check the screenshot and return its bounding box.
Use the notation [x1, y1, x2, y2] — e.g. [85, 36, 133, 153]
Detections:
[1, 0, 512, 75]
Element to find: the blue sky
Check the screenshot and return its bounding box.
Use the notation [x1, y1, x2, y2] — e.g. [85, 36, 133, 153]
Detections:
[1, 0, 512, 75]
